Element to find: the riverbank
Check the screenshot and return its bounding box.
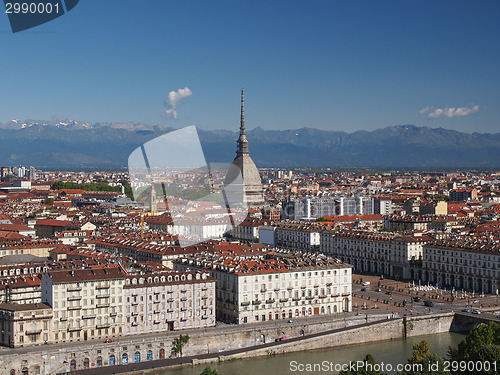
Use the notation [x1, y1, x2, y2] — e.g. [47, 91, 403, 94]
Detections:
[74, 312, 456, 375]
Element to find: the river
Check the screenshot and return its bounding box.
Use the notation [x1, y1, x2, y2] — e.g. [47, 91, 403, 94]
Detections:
[152, 332, 465, 375]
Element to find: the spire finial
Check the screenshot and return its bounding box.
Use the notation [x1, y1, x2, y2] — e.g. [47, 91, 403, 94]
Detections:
[240, 88, 245, 133]
[237, 87, 249, 155]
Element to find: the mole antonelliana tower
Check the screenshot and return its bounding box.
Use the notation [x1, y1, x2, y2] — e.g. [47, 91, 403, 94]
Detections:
[226, 89, 265, 206]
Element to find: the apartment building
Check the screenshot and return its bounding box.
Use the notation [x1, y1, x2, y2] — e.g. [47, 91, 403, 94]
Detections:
[123, 270, 216, 335]
[320, 230, 429, 279]
[422, 239, 500, 294]
[41, 267, 126, 343]
[0, 303, 52, 348]
[274, 222, 321, 251]
[174, 250, 352, 324]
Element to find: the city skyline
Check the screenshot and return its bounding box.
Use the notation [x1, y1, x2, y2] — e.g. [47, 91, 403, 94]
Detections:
[1, 0, 499, 133]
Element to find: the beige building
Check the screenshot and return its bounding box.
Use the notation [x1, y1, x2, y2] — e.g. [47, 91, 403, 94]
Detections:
[0, 303, 52, 348]
[41, 267, 126, 343]
[175, 250, 352, 324]
[123, 270, 216, 335]
[274, 222, 321, 251]
[422, 239, 500, 294]
[320, 230, 429, 279]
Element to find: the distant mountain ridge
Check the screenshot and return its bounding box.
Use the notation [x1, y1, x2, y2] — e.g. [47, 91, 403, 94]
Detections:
[0, 120, 499, 169]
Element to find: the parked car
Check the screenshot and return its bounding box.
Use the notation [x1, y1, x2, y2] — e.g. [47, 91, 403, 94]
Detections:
[362, 281, 371, 286]
[361, 287, 367, 291]
[424, 300, 434, 307]
[472, 310, 481, 315]
[461, 308, 470, 313]
[385, 291, 392, 295]
[473, 300, 480, 304]
[413, 297, 421, 302]
[104, 339, 114, 343]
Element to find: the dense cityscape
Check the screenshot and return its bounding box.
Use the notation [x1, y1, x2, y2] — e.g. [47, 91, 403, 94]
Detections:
[0, 104, 499, 374]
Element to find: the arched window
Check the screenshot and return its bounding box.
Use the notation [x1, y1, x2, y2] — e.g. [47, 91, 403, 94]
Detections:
[96, 356, 103, 367]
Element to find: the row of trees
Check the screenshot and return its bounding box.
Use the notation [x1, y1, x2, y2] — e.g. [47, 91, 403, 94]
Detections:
[52, 180, 133, 198]
[340, 322, 500, 375]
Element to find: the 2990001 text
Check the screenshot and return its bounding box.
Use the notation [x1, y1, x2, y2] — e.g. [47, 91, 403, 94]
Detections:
[5, 2, 61, 14]
[443, 361, 497, 373]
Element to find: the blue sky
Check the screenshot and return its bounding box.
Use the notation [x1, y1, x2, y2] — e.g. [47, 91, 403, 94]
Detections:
[1, 0, 499, 133]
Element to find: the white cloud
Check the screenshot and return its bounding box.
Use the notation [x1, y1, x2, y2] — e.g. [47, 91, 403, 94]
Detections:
[163, 87, 192, 119]
[419, 105, 480, 119]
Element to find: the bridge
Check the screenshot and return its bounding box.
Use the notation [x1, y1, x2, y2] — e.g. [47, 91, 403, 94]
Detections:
[452, 311, 500, 332]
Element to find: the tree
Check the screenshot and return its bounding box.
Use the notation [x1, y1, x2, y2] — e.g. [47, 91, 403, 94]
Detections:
[339, 354, 388, 375]
[400, 353, 450, 375]
[409, 340, 431, 364]
[170, 334, 190, 357]
[200, 367, 218, 375]
[44, 197, 54, 206]
[399, 340, 450, 375]
[449, 322, 500, 375]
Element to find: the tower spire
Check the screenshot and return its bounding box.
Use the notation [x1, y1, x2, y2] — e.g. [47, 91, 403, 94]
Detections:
[237, 88, 249, 155]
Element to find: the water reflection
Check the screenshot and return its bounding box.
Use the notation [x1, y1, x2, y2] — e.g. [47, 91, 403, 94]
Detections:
[150, 332, 465, 375]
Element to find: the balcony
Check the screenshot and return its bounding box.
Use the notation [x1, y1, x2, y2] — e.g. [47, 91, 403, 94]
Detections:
[110, 312, 117, 317]
[59, 317, 68, 322]
[67, 287, 82, 292]
[153, 320, 161, 324]
[240, 301, 250, 306]
[68, 296, 81, 301]
[201, 296, 208, 300]
[96, 285, 110, 290]
[180, 297, 187, 301]
[274, 288, 280, 291]
[252, 300, 261, 305]
[180, 307, 187, 311]
[201, 286, 208, 291]
[96, 303, 110, 308]
[260, 288, 267, 293]
[341, 293, 350, 297]
[96, 294, 110, 299]
[82, 315, 96, 319]
[153, 310, 160, 314]
[96, 324, 110, 329]
[279, 298, 288, 302]
[67, 326, 82, 332]
[305, 296, 314, 300]
[201, 305, 208, 309]
[180, 289, 187, 293]
[67, 306, 82, 311]
[287, 287, 293, 290]
[167, 298, 174, 303]
[266, 299, 275, 304]
[319, 295, 327, 299]
[292, 297, 301, 301]
[25, 329, 42, 335]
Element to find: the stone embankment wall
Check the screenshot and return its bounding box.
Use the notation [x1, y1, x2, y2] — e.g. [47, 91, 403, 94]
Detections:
[0, 313, 455, 375]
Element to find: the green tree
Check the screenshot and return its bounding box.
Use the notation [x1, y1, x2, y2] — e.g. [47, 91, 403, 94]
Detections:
[170, 334, 190, 357]
[339, 354, 388, 375]
[400, 353, 450, 375]
[44, 197, 54, 206]
[200, 367, 218, 375]
[409, 340, 431, 364]
[449, 322, 500, 375]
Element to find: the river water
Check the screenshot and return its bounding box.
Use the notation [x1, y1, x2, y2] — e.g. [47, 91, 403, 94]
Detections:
[153, 332, 465, 375]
